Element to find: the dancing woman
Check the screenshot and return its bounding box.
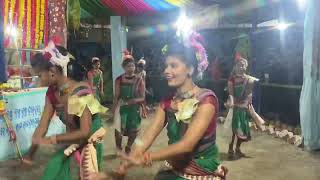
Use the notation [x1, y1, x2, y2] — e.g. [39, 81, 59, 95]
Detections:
[227, 53, 261, 158]
[26, 42, 107, 179]
[136, 57, 148, 118]
[113, 50, 145, 154]
[136, 57, 146, 81]
[87, 57, 104, 101]
[114, 33, 227, 180]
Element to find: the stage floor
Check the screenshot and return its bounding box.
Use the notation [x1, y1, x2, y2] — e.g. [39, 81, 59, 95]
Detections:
[0, 112, 319, 180]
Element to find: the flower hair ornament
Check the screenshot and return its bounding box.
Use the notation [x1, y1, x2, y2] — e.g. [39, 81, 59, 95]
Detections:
[233, 52, 259, 81]
[188, 32, 209, 79]
[42, 41, 71, 76]
[138, 57, 146, 65]
[234, 52, 248, 67]
[123, 49, 134, 61]
[92, 57, 100, 63]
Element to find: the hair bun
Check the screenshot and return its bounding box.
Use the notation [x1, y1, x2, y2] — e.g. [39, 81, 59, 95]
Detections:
[67, 61, 87, 82]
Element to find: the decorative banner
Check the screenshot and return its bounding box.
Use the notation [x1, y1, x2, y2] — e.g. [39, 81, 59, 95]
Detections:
[0, 88, 66, 160]
[97, 0, 189, 16]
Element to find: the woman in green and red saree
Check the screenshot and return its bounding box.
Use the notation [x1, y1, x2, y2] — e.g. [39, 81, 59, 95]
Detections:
[227, 53, 260, 159]
[112, 32, 227, 180]
[113, 50, 145, 154]
[88, 57, 104, 102]
[26, 41, 108, 180]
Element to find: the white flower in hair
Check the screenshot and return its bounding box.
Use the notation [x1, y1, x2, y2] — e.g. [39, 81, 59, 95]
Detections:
[138, 57, 146, 65]
[92, 57, 100, 62]
[43, 41, 70, 76]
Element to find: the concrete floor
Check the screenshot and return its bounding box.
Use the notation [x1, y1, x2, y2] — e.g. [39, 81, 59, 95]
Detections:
[0, 113, 320, 180]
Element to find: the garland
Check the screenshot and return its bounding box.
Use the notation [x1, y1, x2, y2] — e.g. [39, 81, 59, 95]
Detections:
[44, 0, 49, 45]
[13, 0, 19, 31]
[39, 0, 45, 45]
[18, 0, 25, 37]
[9, 0, 15, 25]
[22, 0, 28, 63]
[35, 0, 40, 48]
[31, 0, 36, 48]
[2, 0, 48, 50]
[4, 0, 9, 30]
[26, 0, 32, 48]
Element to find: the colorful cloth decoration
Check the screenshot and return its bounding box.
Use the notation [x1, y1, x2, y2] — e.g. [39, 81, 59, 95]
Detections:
[80, 0, 190, 17]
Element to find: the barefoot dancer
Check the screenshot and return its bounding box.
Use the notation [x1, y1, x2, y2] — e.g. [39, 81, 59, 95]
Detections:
[113, 32, 227, 180]
[87, 57, 104, 102]
[136, 57, 148, 118]
[227, 53, 261, 158]
[26, 42, 107, 179]
[136, 57, 146, 81]
[113, 50, 145, 154]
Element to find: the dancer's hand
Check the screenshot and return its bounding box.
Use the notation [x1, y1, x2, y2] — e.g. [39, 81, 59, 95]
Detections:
[248, 104, 255, 114]
[225, 95, 234, 108]
[21, 156, 34, 166]
[113, 162, 130, 176]
[118, 151, 145, 166]
[87, 172, 110, 180]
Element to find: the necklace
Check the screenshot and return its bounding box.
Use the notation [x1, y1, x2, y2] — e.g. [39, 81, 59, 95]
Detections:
[124, 75, 135, 80]
[175, 85, 197, 100]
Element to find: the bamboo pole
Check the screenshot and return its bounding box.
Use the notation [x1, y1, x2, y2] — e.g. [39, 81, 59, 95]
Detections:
[0, 94, 23, 161]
